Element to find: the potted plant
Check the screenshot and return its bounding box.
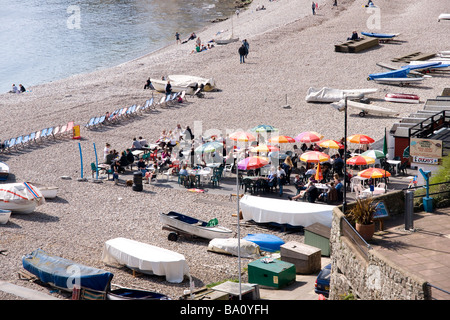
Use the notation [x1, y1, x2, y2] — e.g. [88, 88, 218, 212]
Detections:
[347, 197, 379, 241]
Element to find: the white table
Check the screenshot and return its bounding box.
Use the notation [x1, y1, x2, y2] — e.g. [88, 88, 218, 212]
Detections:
[386, 160, 401, 175]
[362, 187, 386, 197]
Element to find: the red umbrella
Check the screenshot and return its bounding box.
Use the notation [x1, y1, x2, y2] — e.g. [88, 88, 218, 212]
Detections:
[346, 155, 375, 166]
[237, 156, 269, 170]
[229, 131, 256, 142]
[295, 131, 324, 143]
[300, 151, 330, 163]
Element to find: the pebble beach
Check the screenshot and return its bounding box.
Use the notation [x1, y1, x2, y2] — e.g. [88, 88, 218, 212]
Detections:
[1, 0, 449, 300]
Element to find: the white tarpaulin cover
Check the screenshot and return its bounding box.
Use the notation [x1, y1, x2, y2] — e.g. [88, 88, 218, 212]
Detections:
[305, 87, 377, 103]
[239, 195, 334, 228]
[207, 238, 261, 258]
[102, 237, 189, 283]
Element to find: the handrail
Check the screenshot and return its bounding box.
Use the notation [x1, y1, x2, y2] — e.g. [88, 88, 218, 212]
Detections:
[341, 216, 372, 260]
[427, 283, 450, 300]
[408, 110, 449, 138]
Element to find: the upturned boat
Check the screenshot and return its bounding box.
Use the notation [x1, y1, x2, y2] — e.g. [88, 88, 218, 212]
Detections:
[385, 93, 420, 104]
[0, 182, 45, 214]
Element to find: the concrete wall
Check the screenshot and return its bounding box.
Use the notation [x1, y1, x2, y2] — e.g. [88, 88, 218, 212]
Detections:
[329, 195, 431, 300]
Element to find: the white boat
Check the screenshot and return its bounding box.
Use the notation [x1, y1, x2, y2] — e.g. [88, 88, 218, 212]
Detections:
[373, 77, 425, 86]
[305, 87, 378, 103]
[332, 99, 399, 117]
[150, 78, 196, 95]
[102, 237, 189, 283]
[0, 162, 9, 181]
[385, 93, 420, 104]
[438, 13, 450, 21]
[26, 182, 59, 199]
[167, 75, 216, 92]
[0, 209, 11, 224]
[207, 238, 261, 258]
[0, 182, 45, 214]
[159, 211, 233, 241]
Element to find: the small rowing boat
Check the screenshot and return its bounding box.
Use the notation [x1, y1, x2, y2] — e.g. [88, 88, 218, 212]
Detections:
[160, 211, 233, 241]
[0, 182, 45, 214]
[361, 32, 399, 39]
[0, 162, 9, 181]
[0, 209, 11, 224]
[243, 234, 285, 252]
[385, 93, 420, 104]
[438, 13, 450, 21]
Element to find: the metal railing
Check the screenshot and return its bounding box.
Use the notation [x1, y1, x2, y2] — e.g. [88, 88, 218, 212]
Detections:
[427, 284, 450, 300]
[403, 180, 450, 198]
[340, 216, 372, 260]
[408, 110, 449, 139]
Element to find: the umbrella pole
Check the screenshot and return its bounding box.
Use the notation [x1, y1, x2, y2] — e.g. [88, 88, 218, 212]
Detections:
[343, 96, 348, 214]
[236, 141, 242, 300]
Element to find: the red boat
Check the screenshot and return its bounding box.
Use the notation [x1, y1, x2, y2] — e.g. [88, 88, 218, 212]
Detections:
[385, 93, 420, 104]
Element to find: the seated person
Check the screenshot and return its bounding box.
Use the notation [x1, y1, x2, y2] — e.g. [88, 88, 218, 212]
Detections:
[137, 158, 147, 176]
[293, 174, 306, 195]
[335, 178, 344, 201]
[347, 31, 360, 41]
[118, 152, 128, 172]
[105, 150, 115, 165]
[131, 137, 142, 151]
[126, 149, 135, 167]
[179, 165, 189, 176]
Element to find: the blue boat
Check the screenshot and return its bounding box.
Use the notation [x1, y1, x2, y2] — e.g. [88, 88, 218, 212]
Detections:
[243, 234, 285, 252]
[368, 67, 410, 80]
[361, 32, 398, 39]
[22, 249, 113, 292]
[402, 62, 442, 71]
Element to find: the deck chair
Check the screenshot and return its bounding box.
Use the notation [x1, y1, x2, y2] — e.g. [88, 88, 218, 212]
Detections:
[85, 117, 95, 129]
[39, 128, 48, 141]
[14, 136, 23, 149]
[22, 134, 30, 146]
[52, 125, 61, 138]
[45, 127, 54, 139]
[34, 130, 41, 142]
[65, 121, 74, 137]
[158, 95, 166, 108]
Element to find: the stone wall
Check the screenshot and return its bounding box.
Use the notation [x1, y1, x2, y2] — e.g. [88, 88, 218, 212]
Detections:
[329, 202, 431, 300]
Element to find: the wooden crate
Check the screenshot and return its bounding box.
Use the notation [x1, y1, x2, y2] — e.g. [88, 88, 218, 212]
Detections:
[280, 241, 321, 274]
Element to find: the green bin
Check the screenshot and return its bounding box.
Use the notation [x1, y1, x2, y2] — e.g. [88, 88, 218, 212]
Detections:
[304, 223, 331, 257]
[248, 258, 296, 289]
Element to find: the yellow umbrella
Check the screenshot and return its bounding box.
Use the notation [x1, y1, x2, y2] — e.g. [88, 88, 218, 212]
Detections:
[358, 168, 391, 179]
[317, 139, 344, 149]
[229, 131, 256, 142]
[300, 151, 330, 163]
[268, 135, 295, 144]
[347, 134, 375, 144]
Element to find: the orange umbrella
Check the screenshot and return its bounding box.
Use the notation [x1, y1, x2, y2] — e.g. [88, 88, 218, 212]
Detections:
[346, 155, 375, 166]
[268, 135, 296, 144]
[295, 131, 324, 143]
[358, 168, 391, 179]
[229, 131, 256, 142]
[317, 139, 344, 149]
[347, 134, 375, 144]
[300, 151, 330, 163]
[315, 162, 323, 181]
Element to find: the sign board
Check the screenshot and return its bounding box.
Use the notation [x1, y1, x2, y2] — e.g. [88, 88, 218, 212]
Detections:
[410, 138, 442, 159]
[373, 201, 389, 220]
[412, 156, 439, 165]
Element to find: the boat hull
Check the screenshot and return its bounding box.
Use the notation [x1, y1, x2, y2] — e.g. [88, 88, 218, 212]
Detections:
[160, 211, 233, 240]
[0, 209, 11, 224]
[373, 77, 424, 85]
[385, 93, 420, 104]
[0, 182, 44, 214]
[369, 68, 410, 80]
[106, 288, 170, 300]
[168, 75, 216, 92]
[361, 32, 398, 38]
[150, 79, 196, 95]
[0, 162, 9, 181]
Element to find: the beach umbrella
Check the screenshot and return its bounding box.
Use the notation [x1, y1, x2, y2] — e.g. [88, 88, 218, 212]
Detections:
[237, 156, 269, 170]
[229, 131, 256, 142]
[315, 162, 323, 181]
[347, 134, 375, 144]
[268, 135, 295, 144]
[358, 168, 391, 179]
[346, 155, 375, 166]
[249, 144, 280, 153]
[295, 131, 324, 143]
[361, 149, 386, 159]
[300, 151, 330, 163]
[317, 139, 344, 149]
[194, 141, 223, 154]
[250, 124, 278, 133]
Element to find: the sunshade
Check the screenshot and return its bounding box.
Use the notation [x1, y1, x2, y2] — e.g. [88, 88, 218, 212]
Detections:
[315, 162, 323, 181]
[358, 168, 391, 179]
[346, 155, 375, 166]
[237, 156, 269, 170]
[361, 149, 386, 159]
[250, 125, 278, 133]
[268, 135, 295, 144]
[194, 141, 223, 154]
[317, 139, 344, 149]
[295, 131, 324, 143]
[229, 131, 256, 142]
[249, 144, 280, 153]
[300, 151, 330, 163]
[347, 134, 375, 144]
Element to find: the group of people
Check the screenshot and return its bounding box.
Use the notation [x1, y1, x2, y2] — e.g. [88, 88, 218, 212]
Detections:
[9, 84, 26, 94]
[238, 39, 250, 63]
[288, 173, 343, 204]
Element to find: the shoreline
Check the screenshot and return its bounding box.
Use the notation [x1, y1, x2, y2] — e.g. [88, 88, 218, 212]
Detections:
[1, 0, 449, 300]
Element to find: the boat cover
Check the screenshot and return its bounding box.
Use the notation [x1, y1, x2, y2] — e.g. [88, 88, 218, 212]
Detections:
[243, 234, 284, 252]
[305, 87, 376, 102]
[239, 195, 334, 228]
[22, 249, 113, 291]
[0, 182, 45, 205]
[207, 238, 261, 258]
[102, 237, 189, 283]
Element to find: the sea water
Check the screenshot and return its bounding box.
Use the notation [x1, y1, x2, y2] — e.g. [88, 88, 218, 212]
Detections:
[0, 0, 237, 93]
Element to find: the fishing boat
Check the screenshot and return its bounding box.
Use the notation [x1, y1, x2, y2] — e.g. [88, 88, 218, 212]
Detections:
[106, 286, 170, 300]
[368, 67, 410, 80]
[305, 87, 378, 103]
[373, 77, 424, 86]
[150, 78, 197, 95]
[438, 13, 450, 21]
[361, 32, 399, 39]
[0, 162, 9, 181]
[160, 211, 233, 241]
[0, 209, 11, 224]
[0, 182, 45, 214]
[102, 237, 189, 283]
[22, 249, 114, 292]
[243, 234, 285, 252]
[26, 182, 59, 199]
[385, 93, 420, 104]
[167, 75, 216, 92]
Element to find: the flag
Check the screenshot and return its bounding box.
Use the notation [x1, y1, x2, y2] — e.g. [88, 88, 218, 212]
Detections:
[383, 128, 387, 156]
[315, 162, 323, 181]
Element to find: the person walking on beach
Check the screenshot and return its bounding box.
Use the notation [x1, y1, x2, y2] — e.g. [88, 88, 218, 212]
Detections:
[242, 39, 249, 58]
[312, 2, 316, 15]
[165, 80, 172, 96]
[238, 44, 247, 63]
[175, 32, 181, 44]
